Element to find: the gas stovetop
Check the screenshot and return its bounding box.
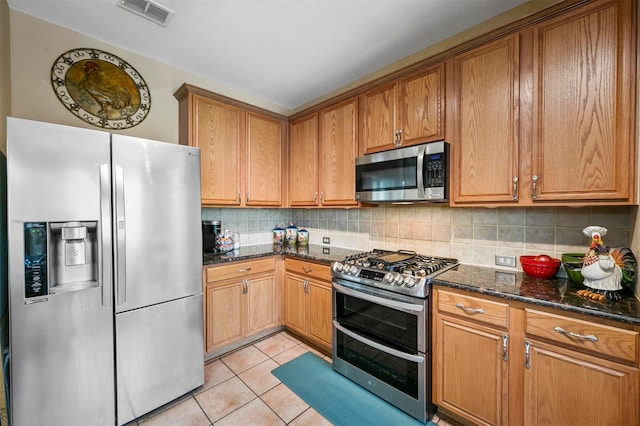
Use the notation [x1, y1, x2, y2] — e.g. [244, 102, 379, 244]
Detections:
[331, 249, 458, 298]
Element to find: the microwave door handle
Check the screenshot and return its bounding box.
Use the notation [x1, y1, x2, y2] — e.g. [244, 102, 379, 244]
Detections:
[333, 321, 425, 363]
[417, 147, 425, 198]
[332, 281, 424, 313]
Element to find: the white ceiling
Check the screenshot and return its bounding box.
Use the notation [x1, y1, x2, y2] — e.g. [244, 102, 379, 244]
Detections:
[8, 0, 528, 112]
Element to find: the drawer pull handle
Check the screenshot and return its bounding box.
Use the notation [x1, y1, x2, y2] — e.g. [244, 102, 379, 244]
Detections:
[237, 268, 252, 273]
[525, 341, 531, 369]
[455, 303, 484, 315]
[553, 326, 598, 342]
[303, 267, 313, 273]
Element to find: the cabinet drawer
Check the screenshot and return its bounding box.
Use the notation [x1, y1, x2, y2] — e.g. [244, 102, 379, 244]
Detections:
[205, 257, 275, 283]
[285, 258, 332, 282]
[525, 309, 639, 364]
[436, 289, 509, 329]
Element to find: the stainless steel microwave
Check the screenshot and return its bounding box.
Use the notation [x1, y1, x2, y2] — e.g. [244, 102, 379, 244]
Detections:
[355, 141, 449, 203]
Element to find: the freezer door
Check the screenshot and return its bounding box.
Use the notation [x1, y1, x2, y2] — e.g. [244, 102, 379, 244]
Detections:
[111, 135, 201, 313]
[6, 118, 115, 425]
[116, 294, 204, 425]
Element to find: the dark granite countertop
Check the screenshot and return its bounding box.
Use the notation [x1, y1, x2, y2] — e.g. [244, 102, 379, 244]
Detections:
[203, 247, 640, 326]
[434, 264, 640, 326]
[202, 244, 361, 266]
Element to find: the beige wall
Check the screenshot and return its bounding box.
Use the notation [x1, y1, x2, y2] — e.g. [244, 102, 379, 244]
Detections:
[5, 10, 289, 147]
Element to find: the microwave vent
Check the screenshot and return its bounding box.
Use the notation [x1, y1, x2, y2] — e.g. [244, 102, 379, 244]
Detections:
[117, 0, 174, 26]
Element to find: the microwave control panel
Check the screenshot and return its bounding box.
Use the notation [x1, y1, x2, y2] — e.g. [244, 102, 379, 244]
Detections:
[424, 152, 446, 188]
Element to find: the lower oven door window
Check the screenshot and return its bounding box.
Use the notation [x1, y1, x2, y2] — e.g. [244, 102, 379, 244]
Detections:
[334, 324, 424, 399]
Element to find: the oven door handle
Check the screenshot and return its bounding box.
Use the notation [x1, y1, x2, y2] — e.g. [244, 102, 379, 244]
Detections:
[332, 282, 424, 313]
[333, 321, 425, 364]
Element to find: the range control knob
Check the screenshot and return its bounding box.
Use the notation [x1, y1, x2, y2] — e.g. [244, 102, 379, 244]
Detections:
[384, 272, 395, 283]
[393, 274, 404, 285]
[404, 277, 417, 288]
[349, 265, 359, 275]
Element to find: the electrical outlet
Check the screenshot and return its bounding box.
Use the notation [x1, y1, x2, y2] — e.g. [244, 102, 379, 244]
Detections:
[323, 237, 330, 244]
[495, 271, 516, 284]
[323, 247, 331, 255]
[495, 255, 516, 267]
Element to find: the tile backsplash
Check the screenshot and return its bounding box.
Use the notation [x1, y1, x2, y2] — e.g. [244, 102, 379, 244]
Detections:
[202, 206, 633, 269]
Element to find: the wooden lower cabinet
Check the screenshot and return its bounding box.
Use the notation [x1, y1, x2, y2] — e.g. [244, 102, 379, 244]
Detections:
[203, 257, 280, 355]
[523, 308, 639, 426]
[433, 286, 640, 426]
[283, 258, 333, 352]
[433, 288, 510, 426]
[524, 339, 638, 426]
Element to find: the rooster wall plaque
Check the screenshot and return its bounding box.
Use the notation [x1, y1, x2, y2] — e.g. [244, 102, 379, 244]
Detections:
[51, 48, 151, 129]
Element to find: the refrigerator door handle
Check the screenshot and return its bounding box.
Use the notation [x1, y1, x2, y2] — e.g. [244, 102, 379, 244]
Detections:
[99, 164, 112, 307]
[114, 165, 127, 306]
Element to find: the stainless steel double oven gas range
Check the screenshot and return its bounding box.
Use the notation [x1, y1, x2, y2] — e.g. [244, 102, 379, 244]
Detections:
[331, 249, 458, 423]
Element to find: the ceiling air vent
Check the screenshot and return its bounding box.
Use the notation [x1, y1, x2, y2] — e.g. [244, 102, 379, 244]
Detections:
[118, 0, 175, 27]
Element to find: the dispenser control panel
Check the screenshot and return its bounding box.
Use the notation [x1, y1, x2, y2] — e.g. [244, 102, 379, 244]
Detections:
[24, 222, 48, 298]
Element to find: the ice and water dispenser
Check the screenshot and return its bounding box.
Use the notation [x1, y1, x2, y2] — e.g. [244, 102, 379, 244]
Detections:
[24, 221, 99, 299]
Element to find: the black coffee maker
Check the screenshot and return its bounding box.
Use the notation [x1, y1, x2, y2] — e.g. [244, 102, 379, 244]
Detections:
[202, 220, 221, 253]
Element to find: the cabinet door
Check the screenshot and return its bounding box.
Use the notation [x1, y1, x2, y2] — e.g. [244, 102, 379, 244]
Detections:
[246, 112, 284, 206]
[193, 95, 243, 206]
[360, 83, 397, 154]
[398, 64, 444, 146]
[307, 280, 332, 349]
[283, 275, 307, 335]
[524, 339, 639, 426]
[246, 275, 276, 335]
[450, 34, 520, 205]
[205, 281, 243, 353]
[289, 114, 319, 206]
[434, 315, 509, 426]
[531, 1, 635, 202]
[319, 98, 359, 206]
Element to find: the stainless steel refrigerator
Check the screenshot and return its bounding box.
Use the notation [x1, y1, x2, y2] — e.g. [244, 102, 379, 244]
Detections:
[5, 117, 204, 426]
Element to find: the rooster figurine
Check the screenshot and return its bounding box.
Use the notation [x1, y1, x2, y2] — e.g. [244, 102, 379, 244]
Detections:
[579, 226, 636, 301]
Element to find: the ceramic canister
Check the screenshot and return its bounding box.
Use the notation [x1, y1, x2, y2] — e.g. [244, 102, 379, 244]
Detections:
[285, 223, 298, 245]
[297, 229, 309, 245]
[273, 225, 285, 245]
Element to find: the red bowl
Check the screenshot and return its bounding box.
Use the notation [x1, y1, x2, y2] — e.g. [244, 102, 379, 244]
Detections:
[519, 255, 561, 279]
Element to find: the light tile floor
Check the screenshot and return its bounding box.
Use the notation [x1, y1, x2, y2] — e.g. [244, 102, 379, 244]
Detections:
[126, 331, 454, 426]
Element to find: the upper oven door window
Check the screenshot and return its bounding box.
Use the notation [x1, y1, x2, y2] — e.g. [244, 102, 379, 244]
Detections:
[334, 286, 424, 354]
[355, 156, 418, 193]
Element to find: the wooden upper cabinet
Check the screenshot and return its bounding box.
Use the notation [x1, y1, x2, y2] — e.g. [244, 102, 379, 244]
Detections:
[289, 114, 319, 206]
[175, 84, 286, 207]
[319, 98, 359, 206]
[529, 0, 636, 203]
[360, 83, 396, 154]
[449, 34, 520, 205]
[360, 63, 444, 154]
[451, 0, 636, 207]
[246, 112, 284, 206]
[194, 94, 244, 206]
